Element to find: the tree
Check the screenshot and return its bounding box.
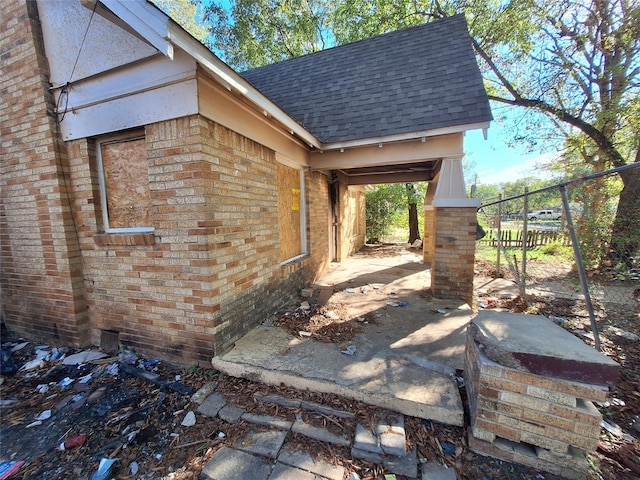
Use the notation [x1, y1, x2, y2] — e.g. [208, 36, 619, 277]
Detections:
[196, 0, 639, 264]
[455, 0, 640, 267]
[152, 0, 209, 42]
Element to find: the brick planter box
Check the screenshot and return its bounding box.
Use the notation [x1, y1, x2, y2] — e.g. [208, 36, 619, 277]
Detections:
[464, 312, 619, 479]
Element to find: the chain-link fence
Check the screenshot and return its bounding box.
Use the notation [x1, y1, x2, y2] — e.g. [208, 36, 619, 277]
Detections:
[476, 164, 640, 350]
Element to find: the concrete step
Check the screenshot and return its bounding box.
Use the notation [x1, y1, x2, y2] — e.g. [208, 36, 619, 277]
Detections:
[211, 325, 464, 426]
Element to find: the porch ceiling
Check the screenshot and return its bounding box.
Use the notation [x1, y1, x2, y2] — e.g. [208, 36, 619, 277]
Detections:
[334, 160, 441, 185]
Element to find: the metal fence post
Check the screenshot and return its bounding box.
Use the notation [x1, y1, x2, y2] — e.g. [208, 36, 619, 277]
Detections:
[496, 194, 502, 277]
[560, 185, 601, 351]
[521, 187, 528, 297]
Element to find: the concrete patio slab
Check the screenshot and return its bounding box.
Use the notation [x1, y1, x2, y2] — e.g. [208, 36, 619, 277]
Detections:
[212, 246, 472, 426]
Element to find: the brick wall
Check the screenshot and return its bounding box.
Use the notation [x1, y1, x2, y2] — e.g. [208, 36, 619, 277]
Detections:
[58, 115, 331, 365]
[431, 207, 476, 303]
[465, 326, 606, 479]
[422, 208, 435, 265]
[1, 0, 89, 346]
[2, 0, 332, 366]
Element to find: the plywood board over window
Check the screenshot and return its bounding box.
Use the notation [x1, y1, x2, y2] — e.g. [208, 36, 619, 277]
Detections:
[277, 163, 303, 261]
[98, 135, 153, 232]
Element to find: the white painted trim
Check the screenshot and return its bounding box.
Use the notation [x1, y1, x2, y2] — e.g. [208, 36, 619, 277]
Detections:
[165, 24, 321, 150]
[299, 169, 308, 256]
[98, 0, 174, 58]
[321, 122, 491, 151]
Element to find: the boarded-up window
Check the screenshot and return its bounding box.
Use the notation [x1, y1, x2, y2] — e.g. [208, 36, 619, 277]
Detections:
[97, 134, 153, 232]
[277, 163, 303, 261]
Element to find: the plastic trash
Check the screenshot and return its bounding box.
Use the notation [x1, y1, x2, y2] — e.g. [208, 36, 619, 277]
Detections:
[298, 331, 312, 337]
[78, 373, 93, 384]
[36, 384, 49, 394]
[118, 349, 138, 365]
[59, 377, 74, 388]
[19, 358, 44, 372]
[10, 342, 29, 353]
[60, 434, 87, 450]
[62, 350, 108, 365]
[344, 288, 357, 293]
[26, 421, 42, 428]
[91, 458, 118, 480]
[36, 410, 52, 421]
[441, 441, 456, 455]
[181, 411, 196, 426]
[130, 462, 139, 475]
[0, 460, 25, 479]
[341, 345, 357, 356]
[142, 359, 159, 368]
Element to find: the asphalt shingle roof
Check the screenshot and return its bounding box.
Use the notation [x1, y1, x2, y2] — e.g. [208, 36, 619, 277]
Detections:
[241, 14, 492, 145]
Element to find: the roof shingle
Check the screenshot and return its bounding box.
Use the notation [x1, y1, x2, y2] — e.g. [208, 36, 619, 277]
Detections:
[241, 14, 492, 144]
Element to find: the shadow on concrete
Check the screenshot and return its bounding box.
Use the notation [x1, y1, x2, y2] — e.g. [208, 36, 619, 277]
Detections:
[212, 244, 474, 426]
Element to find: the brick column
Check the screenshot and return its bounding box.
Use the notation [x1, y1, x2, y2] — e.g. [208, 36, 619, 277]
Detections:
[432, 207, 477, 304]
[424, 158, 479, 304]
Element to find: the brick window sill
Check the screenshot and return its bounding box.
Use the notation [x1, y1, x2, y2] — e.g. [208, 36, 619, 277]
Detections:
[94, 233, 156, 247]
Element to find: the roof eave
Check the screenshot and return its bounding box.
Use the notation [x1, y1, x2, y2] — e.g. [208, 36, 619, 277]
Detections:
[95, 0, 322, 150]
[320, 121, 491, 151]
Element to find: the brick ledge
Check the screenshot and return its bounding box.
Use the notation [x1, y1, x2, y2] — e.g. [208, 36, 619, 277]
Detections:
[94, 233, 156, 247]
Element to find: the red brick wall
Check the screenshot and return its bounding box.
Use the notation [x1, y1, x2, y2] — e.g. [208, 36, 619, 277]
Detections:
[1, 0, 89, 346]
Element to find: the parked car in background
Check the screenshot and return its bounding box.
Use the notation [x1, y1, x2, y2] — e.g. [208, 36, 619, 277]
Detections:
[527, 209, 562, 221]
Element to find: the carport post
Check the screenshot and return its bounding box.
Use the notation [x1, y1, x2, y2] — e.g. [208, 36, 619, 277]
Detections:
[424, 158, 481, 305]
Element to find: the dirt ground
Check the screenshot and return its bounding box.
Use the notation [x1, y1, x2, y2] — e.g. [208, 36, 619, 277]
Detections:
[0, 247, 638, 480]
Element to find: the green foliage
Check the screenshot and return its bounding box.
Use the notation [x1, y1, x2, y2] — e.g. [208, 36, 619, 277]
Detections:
[152, 0, 209, 42]
[365, 183, 426, 242]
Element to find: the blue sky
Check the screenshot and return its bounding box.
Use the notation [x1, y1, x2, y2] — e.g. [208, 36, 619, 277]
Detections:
[464, 128, 555, 186]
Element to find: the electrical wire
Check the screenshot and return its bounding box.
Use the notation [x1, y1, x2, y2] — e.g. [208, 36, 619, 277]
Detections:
[56, 0, 98, 123]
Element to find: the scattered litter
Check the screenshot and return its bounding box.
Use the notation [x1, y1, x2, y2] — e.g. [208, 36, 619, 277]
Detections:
[181, 411, 196, 426]
[19, 358, 44, 372]
[78, 373, 93, 384]
[299, 301, 311, 310]
[344, 288, 357, 293]
[435, 308, 448, 314]
[0, 399, 19, 408]
[36, 410, 52, 421]
[60, 434, 87, 450]
[105, 363, 119, 376]
[143, 359, 159, 368]
[348, 473, 361, 480]
[386, 301, 409, 307]
[0, 349, 19, 375]
[155, 453, 163, 460]
[62, 350, 108, 365]
[36, 384, 49, 394]
[601, 419, 635, 442]
[26, 421, 42, 428]
[118, 349, 138, 365]
[548, 315, 565, 325]
[0, 460, 24, 479]
[341, 345, 357, 356]
[440, 441, 456, 455]
[217, 431, 226, 438]
[175, 374, 181, 381]
[91, 458, 118, 480]
[384, 475, 397, 480]
[10, 342, 29, 353]
[500, 292, 517, 299]
[299, 331, 312, 337]
[324, 310, 340, 320]
[130, 462, 139, 475]
[59, 377, 74, 388]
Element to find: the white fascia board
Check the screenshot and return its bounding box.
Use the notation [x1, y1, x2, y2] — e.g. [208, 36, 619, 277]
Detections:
[166, 25, 321, 150]
[99, 0, 174, 58]
[321, 122, 491, 151]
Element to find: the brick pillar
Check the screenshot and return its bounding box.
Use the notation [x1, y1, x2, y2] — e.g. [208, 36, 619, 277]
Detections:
[431, 207, 477, 304]
[422, 207, 435, 265]
[425, 158, 479, 304]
